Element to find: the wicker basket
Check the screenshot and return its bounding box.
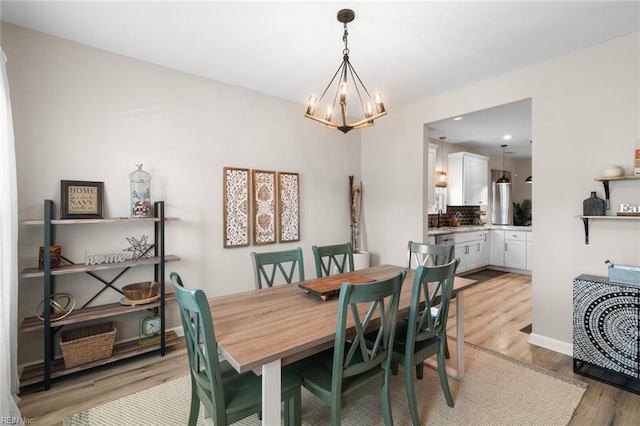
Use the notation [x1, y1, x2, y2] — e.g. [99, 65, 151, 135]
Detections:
[60, 322, 116, 368]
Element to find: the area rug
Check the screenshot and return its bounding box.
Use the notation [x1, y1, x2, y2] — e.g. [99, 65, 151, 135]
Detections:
[63, 344, 587, 426]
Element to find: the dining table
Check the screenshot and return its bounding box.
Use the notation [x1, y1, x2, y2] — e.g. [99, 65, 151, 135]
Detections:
[208, 264, 478, 426]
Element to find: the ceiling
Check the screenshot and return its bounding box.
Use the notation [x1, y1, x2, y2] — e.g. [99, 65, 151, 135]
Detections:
[2, 1, 639, 157]
[428, 98, 532, 159]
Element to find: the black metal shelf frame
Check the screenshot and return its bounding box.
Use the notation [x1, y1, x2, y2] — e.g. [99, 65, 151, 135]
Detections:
[38, 199, 168, 389]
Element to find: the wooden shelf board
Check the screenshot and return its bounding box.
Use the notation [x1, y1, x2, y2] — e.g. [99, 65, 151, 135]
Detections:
[578, 215, 640, 220]
[20, 293, 176, 332]
[594, 176, 640, 182]
[19, 331, 181, 387]
[19, 255, 181, 278]
[20, 217, 180, 225]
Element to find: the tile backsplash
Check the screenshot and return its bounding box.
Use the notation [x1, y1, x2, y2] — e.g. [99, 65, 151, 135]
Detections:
[428, 205, 485, 227]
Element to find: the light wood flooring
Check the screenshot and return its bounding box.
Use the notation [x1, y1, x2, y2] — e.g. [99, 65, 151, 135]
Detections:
[17, 271, 640, 425]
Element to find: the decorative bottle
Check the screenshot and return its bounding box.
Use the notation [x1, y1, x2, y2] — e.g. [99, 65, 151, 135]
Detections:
[129, 164, 151, 217]
[583, 191, 605, 216]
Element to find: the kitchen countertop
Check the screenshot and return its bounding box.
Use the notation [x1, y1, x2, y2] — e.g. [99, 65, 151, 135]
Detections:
[428, 225, 532, 235]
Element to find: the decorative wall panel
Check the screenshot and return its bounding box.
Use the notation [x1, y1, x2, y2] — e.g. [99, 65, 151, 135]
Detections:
[223, 167, 250, 247]
[252, 170, 276, 245]
[278, 172, 300, 243]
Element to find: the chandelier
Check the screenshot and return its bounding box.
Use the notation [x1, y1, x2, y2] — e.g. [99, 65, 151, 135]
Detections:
[305, 9, 387, 134]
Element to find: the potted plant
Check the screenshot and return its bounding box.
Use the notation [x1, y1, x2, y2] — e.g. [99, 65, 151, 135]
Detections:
[513, 199, 532, 226]
[350, 176, 369, 269]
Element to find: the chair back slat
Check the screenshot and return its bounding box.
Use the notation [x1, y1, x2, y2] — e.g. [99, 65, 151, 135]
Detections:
[251, 248, 305, 289]
[312, 242, 354, 278]
[407, 260, 459, 346]
[333, 271, 405, 384]
[406, 241, 454, 269]
[171, 272, 226, 422]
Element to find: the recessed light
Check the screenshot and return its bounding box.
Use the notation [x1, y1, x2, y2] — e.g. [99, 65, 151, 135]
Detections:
[503, 134, 512, 140]
[453, 117, 462, 121]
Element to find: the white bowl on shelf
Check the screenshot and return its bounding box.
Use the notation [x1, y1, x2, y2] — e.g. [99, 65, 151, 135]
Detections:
[602, 165, 624, 177]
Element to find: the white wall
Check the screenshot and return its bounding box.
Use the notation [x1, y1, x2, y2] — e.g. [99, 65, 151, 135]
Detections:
[363, 32, 640, 354]
[2, 24, 362, 363]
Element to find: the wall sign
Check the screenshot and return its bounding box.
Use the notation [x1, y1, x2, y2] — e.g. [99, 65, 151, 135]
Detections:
[223, 167, 250, 247]
[278, 172, 300, 243]
[60, 180, 104, 219]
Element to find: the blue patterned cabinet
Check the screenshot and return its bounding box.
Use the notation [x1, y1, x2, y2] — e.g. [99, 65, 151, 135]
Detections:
[573, 274, 640, 393]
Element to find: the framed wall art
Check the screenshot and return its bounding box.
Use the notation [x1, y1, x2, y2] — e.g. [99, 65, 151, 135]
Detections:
[60, 180, 104, 219]
[252, 170, 276, 245]
[223, 167, 250, 247]
[277, 172, 300, 242]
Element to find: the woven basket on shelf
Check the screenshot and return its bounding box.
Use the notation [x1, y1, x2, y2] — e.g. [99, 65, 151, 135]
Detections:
[60, 322, 116, 369]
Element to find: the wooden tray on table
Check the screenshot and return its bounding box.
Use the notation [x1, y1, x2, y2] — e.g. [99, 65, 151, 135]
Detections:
[298, 272, 376, 301]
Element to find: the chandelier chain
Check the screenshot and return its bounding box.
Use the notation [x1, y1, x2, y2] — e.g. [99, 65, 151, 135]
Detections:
[342, 23, 349, 56]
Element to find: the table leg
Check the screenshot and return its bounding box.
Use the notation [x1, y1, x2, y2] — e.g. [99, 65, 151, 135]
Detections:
[454, 292, 465, 378]
[262, 359, 281, 426]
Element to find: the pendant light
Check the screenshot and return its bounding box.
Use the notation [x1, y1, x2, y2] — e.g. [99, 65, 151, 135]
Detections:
[496, 144, 510, 184]
[435, 136, 447, 188]
[305, 9, 387, 133]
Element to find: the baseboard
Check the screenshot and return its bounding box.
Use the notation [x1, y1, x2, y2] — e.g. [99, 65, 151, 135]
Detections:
[528, 332, 572, 356]
[485, 265, 532, 276]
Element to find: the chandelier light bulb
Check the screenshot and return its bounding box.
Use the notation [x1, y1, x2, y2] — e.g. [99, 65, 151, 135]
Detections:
[373, 92, 385, 113]
[339, 82, 349, 103]
[365, 102, 374, 117]
[306, 95, 317, 115]
[325, 105, 333, 121]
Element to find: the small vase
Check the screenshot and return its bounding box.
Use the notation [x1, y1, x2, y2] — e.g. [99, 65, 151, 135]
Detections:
[583, 191, 605, 216]
[353, 251, 370, 270]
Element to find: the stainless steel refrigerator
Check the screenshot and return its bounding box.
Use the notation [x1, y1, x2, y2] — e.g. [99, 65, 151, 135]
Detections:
[492, 179, 513, 225]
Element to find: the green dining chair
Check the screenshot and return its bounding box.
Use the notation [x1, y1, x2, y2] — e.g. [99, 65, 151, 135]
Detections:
[312, 242, 354, 278]
[391, 259, 459, 426]
[406, 240, 455, 269]
[170, 272, 302, 426]
[251, 247, 305, 289]
[290, 270, 405, 426]
[406, 241, 456, 359]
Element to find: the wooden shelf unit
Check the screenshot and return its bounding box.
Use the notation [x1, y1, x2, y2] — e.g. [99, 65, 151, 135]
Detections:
[20, 200, 179, 389]
[578, 176, 640, 244]
[20, 331, 182, 387]
[20, 293, 176, 332]
[19, 255, 180, 278]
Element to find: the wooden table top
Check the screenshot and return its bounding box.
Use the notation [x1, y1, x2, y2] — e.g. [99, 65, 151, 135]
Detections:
[208, 264, 477, 374]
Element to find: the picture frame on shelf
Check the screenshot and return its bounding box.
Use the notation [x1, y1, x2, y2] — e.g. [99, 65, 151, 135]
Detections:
[60, 180, 104, 219]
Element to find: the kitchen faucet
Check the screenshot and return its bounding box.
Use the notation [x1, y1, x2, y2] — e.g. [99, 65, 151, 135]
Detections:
[437, 209, 443, 228]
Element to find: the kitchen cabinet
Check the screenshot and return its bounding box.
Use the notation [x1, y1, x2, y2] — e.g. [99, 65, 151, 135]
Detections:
[454, 230, 488, 274]
[19, 199, 180, 389]
[478, 237, 490, 266]
[489, 229, 529, 270]
[573, 274, 640, 393]
[504, 234, 527, 269]
[448, 152, 489, 206]
[526, 232, 533, 270]
[489, 230, 505, 266]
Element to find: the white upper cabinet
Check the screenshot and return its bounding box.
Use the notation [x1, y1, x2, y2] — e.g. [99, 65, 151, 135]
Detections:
[447, 152, 489, 206]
